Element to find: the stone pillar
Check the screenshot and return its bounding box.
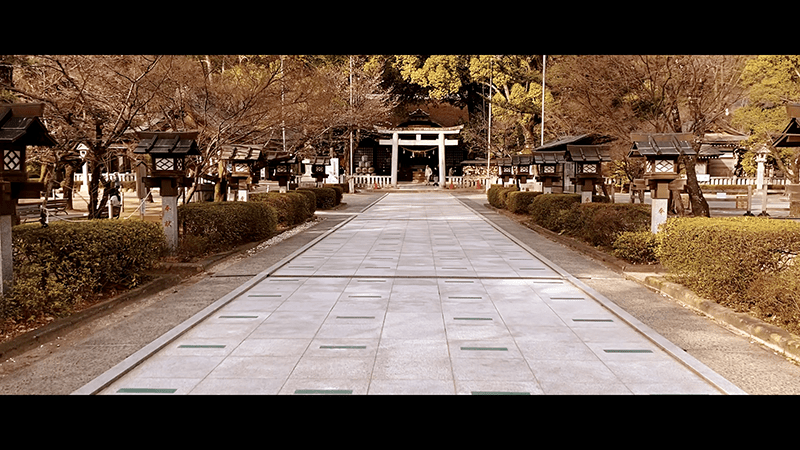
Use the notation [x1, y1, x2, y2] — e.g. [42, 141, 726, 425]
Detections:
[162, 194, 178, 251]
[651, 198, 668, 234]
[787, 184, 800, 218]
[438, 133, 446, 190]
[0, 214, 12, 295]
[391, 133, 399, 186]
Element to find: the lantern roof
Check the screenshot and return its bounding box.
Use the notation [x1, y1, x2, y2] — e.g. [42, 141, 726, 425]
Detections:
[773, 105, 800, 148]
[566, 145, 611, 163]
[0, 103, 58, 148]
[306, 157, 331, 165]
[628, 133, 696, 158]
[220, 144, 262, 161]
[533, 151, 566, 165]
[496, 155, 534, 166]
[134, 131, 200, 156]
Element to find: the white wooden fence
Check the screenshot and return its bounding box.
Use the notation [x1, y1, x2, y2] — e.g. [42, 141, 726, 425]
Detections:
[74, 172, 137, 183]
[703, 176, 787, 186]
[350, 175, 393, 188]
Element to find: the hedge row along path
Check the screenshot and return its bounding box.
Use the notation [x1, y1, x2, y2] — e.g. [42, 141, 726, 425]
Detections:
[75, 192, 743, 395]
[4, 190, 800, 395]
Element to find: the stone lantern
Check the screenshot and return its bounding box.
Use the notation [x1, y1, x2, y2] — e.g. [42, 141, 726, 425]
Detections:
[771, 104, 800, 217]
[629, 133, 696, 233]
[566, 145, 610, 203]
[265, 151, 297, 193]
[133, 131, 200, 250]
[533, 151, 565, 194]
[220, 144, 261, 201]
[0, 103, 58, 293]
[497, 157, 514, 185]
[306, 157, 330, 186]
[513, 155, 534, 185]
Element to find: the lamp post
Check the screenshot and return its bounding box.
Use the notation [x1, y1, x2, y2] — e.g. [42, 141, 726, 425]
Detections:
[629, 133, 696, 233]
[755, 145, 769, 216]
[0, 103, 57, 294]
[220, 144, 261, 202]
[566, 145, 610, 203]
[533, 151, 565, 194]
[133, 131, 200, 251]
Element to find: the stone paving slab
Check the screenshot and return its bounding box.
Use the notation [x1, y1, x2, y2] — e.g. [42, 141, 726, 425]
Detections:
[83, 192, 743, 395]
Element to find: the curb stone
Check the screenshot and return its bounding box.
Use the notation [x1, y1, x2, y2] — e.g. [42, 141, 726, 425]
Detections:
[0, 217, 324, 362]
[637, 275, 800, 364]
[485, 201, 800, 366]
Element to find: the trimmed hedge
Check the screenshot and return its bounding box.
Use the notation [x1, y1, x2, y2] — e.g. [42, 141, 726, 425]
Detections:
[298, 187, 338, 210]
[487, 184, 519, 209]
[505, 191, 543, 214]
[528, 193, 582, 232]
[560, 203, 651, 248]
[250, 192, 315, 227]
[612, 231, 658, 264]
[328, 185, 344, 205]
[656, 217, 800, 316]
[2, 220, 166, 321]
[294, 189, 317, 212]
[178, 201, 278, 256]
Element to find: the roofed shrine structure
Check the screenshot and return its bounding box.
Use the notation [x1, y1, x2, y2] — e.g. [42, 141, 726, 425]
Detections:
[374, 109, 464, 188]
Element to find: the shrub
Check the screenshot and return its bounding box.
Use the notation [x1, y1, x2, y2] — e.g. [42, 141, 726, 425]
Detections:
[179, 201, 277, 255]
[527, 193, 582, 231]
[612, 231, 659, 264]
[487, 184, 519, 209]
[332, 182, 350, 194]
[744, 264, 800, 335]
[562, 203, 651, 248]
[655, 217, 800, 310]
[250, 192, 314, 227]
[505, 191, 543, 214]
[298, 187, 338, 210]
[328, 184, 344, 205]
[2, 219, 166, 321]
[293, 189, 317, 213]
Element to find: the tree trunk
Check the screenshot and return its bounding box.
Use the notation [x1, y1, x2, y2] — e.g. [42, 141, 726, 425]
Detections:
[214, 158, 228, 202]
[62, 164, 75, 210]
[681, 154, 710, 217]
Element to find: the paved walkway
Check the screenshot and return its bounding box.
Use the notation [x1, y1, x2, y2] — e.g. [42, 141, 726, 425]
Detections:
[76, 192, 744, 395]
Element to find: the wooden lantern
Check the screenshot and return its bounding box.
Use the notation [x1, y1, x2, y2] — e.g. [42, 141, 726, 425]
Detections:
[220, 144, 262, 191]
[628, 133, 695, 199]
[533, 151, 565, 191]
[566, 144, 610, 196]
[134, 131, 200, 196]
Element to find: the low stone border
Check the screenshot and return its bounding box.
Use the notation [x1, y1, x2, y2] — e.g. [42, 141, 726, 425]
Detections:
[0, 217, 324, 362]
[488, 202, 800, 365]
[637, 275, 800, 364]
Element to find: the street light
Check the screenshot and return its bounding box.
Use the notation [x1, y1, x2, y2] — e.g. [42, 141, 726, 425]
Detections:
[629, 133, 696, 233]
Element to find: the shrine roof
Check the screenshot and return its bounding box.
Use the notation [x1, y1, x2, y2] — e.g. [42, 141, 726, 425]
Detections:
[566, 145, 611, 163]
[628, 133, 696, 158]
[134, 131, 200, 156]
[0, 103, 58, 147]
[220, 144, 262, 161]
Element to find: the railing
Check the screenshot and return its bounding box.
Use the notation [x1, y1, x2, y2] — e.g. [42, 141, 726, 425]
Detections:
[74, 172, 137, 183]
[350, 175, 393, 188]
[704, 176, 787, 186]
[604, 177, 789, 187]
[444, 176, 491, 188]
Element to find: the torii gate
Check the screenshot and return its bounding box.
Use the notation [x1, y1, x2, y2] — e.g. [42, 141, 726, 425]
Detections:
[375, 124, 463, 188]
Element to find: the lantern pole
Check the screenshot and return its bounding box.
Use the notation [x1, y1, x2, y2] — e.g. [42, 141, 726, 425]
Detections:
[541, 55, 546, 147]
[486, 57, 493, 191]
